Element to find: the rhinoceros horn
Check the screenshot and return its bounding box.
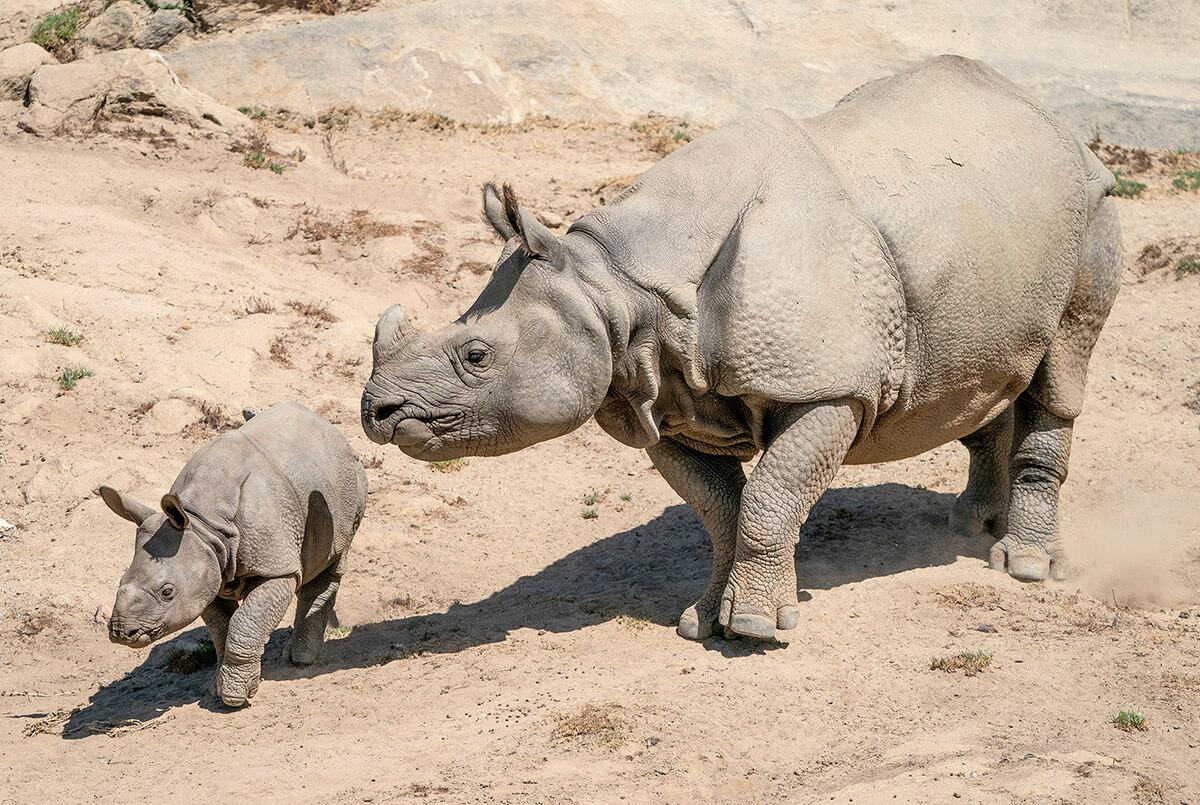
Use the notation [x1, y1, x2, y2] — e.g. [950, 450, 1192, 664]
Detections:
[372, 304, 416, 360]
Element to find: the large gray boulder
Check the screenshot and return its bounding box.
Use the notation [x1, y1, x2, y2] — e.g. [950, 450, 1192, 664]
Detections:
[164, 0, 1200, 148]
[0, 43, 55, 101]
[134, 9, 190, 50]
[18, 48, 251, 136]
[77, 0, 149, 54]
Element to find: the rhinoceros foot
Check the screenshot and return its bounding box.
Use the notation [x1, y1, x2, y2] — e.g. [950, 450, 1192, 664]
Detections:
[216, 659, 261, 707]
[989, 536, 1068, 582]
[949, 495, 1008, 539]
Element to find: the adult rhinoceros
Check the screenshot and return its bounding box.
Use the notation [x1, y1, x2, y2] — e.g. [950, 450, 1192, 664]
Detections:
[361, 55, 1121, 642]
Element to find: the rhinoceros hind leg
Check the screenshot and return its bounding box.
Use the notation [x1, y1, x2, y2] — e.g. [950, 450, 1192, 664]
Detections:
[950, 405, 1013, 538]
[989, 394, 1071, 582]
[288, 562, 343, 666]
[990, 196, 1119, 583]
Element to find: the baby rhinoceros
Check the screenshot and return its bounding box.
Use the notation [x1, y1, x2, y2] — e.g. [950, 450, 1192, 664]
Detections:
[100, 403, 367, 707]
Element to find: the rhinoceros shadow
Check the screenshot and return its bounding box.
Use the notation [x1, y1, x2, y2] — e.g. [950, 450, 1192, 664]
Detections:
[64, 482, 978, 732]
[272, 481, 977, 670]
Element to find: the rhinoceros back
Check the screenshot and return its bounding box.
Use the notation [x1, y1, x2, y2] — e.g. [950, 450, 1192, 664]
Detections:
[804, 55, 1099, 463]
[169, 403, 366, 583]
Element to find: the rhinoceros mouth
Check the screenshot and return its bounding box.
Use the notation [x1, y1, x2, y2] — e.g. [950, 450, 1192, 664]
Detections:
[388, 410, 466, 446]
[108, 620, 163, 648]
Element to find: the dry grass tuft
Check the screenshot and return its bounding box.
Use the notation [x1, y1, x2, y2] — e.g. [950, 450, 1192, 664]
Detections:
[459, 260, 493, 276]
[287, 207, 405, 244]
[183, 402, 239, 438]
[371, 107, 459, 131]
[1134, 236, 1200, 277]
[1134, 776, 1166, 801]
[269, 335, 293, 367]
[165, 642, 217, 674]
[286, 300, 338, 323]
[551, 702, 629, 747]
[244, 296, 276, 315]
[591, 174, 640, 206]
[629, 115, 706, 156]
[930, 650, 992, 676]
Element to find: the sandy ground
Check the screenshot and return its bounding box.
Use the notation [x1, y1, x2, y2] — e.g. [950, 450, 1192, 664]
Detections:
[1, 109, 1198, 805]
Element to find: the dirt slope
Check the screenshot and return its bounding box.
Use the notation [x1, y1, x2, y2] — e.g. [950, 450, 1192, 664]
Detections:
[1, 109, 1198, 804]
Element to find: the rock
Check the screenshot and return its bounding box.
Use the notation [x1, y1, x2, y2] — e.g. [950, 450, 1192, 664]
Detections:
[77, 1, 149, 54]
[0, 517, 17, 538]
[93, 602, 111, 623]
[22, 58, 111, 132]
[23, 455, 107, 504]
[163, 0, 1200, 148]
[20, 49, 252, 136]
[535, 210, 564, 229]
[0, 43, 55, 101]
[144, 398, 194, 435]
[133, 9, 189, 51]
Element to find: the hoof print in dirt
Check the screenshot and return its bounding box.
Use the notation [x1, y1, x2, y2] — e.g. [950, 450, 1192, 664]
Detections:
[99, 403, 368, 707]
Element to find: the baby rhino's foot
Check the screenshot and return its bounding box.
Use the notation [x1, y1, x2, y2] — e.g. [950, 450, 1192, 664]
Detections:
[216, 659, 262, 707]
[287, 639, 322, 667]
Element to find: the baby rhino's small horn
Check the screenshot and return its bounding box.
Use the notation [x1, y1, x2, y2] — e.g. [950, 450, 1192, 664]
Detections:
[373, 305, 416, 357]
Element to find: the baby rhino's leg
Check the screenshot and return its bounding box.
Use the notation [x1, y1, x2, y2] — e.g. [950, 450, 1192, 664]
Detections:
[200, 598, 237, 698]
[218, 577, 294, 707]
[288, 561, 343, 666]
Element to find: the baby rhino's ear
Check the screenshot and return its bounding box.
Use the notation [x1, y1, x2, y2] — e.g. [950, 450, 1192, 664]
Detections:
[99, 486, 155, 526]
[160, 494, 190, 530]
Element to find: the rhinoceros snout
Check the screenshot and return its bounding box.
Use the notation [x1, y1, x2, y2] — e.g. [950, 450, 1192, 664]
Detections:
[360, 391, 406, 444]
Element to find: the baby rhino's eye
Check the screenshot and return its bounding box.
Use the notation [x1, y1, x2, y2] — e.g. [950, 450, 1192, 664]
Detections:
[160, 585, 175, 601]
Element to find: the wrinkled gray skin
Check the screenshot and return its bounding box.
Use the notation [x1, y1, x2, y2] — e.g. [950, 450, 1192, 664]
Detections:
[101, 403, 367, 705]
[362, 56, 1121, 642]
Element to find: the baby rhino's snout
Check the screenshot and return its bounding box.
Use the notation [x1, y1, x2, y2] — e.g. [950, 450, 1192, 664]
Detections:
[107, 585, 156, 647]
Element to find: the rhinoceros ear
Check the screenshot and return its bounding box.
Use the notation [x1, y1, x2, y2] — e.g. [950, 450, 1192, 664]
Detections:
[484, 183, 564, 264]
[482, 182, 517, 240]
[160, 493, 190, 530]
[513, 203, 564, 264]
[99, 485, 155, 526]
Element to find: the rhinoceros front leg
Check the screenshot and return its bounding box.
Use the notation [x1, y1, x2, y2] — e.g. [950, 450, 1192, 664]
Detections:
[989, 393, 1072, 582]
[200, 597, 237, 697]
[646, 437, 746, 641]
[720, 400, 861, 641]
[950, 404, 1013, 538]
[217, 576, 294, 707]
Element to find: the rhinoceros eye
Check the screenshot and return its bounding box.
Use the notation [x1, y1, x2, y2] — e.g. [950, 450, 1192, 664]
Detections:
[160, 585, 175, 601]
[466, 349, 488, 365]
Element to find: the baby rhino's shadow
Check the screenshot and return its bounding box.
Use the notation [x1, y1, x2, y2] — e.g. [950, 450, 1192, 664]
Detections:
[59, 629, 231, 739]
[65, 482, 974, 734]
